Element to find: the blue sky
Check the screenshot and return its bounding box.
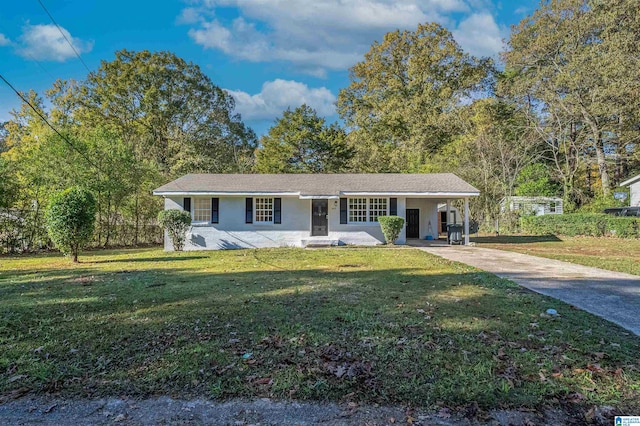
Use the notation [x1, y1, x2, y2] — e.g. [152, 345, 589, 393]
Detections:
[0, 0, 537, 136]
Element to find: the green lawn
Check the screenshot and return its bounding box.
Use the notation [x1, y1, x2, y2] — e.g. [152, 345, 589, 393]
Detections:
[1, 247, 639, 415]
[472, 235, 640, 275]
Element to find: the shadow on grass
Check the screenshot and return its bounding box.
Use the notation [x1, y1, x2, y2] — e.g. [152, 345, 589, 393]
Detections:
[1, 256, 639, 413]
[90, 256, 209, 264]
[472, 235, 562, 244]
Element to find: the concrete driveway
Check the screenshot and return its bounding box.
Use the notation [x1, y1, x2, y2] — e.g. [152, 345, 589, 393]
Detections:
[415, 245, 640, 336]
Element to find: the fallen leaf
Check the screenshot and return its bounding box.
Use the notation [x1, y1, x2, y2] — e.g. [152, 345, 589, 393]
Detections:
[8, 375, 26, 383]
[254, 377, 272, 385]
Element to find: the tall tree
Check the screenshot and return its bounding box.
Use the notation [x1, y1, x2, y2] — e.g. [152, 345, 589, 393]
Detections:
[503, 0, 640, 197]
[254, 105, 352, 173]
[48, 49, 257, 177]
[337, 23, 491, 172]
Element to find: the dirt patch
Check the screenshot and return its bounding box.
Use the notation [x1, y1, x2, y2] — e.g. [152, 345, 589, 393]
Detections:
[0, 396, 574, 425]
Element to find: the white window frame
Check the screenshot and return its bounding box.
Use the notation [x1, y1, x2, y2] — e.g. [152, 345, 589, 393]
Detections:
[347, 197, 389, 224]
[254, 197, 274, 224]
[192, 197, 211, 223]
[549, 201, 557, 213]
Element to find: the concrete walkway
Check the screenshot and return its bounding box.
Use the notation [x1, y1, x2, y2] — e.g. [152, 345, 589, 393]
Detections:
[415, 245, 640, 336]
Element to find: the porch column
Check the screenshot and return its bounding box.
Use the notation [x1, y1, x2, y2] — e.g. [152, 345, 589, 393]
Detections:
[464, 197, 470, 245]
[446, 200, 451, 225]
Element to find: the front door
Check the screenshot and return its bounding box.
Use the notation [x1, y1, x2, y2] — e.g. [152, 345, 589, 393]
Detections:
[406, 209, 420, 239]
[312, 199, 329, 236]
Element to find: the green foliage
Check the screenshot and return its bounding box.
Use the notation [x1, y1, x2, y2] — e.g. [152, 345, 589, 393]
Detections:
[337, 23, 492, 172]
[157, 209, 191, 251]
[45, 187, 97, 262]
[503, 0, 640, 197]
[578, 192, 627, 213]
[515, 164, 560, 197]
[520, 214, 640, 238]
[378, 215, 405, 244]
[255, 105, 352, 173]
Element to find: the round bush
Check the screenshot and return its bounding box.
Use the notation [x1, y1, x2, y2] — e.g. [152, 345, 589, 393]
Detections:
[158, 209, 192, 251]
[378, 215, 405, 245]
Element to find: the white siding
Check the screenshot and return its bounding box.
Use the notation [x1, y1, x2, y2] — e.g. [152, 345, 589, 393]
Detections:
[631, 182, 640, 207]
[163, 196, 440, 250]
[406, 199, 439, 240]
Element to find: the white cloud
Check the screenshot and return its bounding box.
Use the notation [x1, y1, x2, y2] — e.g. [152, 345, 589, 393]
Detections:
[0, 34, 11, 46]
[183, 0, 476, 75]
[226, 79, 336, 121]
[452, 12, 506, 58]
[17, 24, 93, 61]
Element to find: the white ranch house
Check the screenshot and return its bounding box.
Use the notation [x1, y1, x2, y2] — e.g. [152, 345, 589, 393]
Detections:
[153, 174, 479, 250]
[621, 173, 640, 207]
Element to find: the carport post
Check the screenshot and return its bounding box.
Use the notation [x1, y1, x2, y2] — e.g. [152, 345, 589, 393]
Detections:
[464, 197, 470, 245]
[446, 200, 451, 226]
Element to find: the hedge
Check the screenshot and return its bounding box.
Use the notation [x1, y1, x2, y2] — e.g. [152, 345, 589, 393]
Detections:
[520, 213, 640, 238]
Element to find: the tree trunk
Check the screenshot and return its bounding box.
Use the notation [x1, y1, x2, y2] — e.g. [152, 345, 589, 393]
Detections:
[593, 134, 611, 197]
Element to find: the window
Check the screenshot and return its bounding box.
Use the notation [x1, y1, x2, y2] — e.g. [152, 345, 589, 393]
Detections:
[255, 197, 274, 223]
[193, 198, 211, 222]
[369, 198, 387, 222]
[348, 198, 367, 222]
[348, 197, 388, 223]
[550, 201, 557, 213]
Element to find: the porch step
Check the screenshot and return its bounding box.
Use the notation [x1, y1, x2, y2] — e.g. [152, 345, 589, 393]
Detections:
[301, 239, 339, 248]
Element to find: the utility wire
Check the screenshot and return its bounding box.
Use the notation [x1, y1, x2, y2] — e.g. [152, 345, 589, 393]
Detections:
[36, 0, 92, 74]
[0, 73, 104, 175]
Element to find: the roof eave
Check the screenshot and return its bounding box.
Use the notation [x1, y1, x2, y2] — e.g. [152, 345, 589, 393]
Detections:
[620, 174, 640, 187]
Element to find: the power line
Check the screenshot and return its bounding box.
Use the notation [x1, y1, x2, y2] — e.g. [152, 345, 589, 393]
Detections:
[36, 0, 92, 74]
[0, 73, 104, 175]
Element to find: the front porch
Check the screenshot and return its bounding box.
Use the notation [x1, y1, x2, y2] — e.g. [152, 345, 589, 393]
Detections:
[404, 197, 471, 245]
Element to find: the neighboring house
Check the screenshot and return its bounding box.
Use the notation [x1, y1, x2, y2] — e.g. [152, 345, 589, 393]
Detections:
[153, 174, 480, 250]
[620, 173, 640, 207]
[501, 196, 564, 216]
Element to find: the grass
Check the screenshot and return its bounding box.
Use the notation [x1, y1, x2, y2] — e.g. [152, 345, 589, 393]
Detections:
[472, 235, 640, 276]
[1, 247, 639, 415]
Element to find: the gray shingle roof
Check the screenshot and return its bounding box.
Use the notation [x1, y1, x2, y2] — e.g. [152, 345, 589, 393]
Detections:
[153, 174, 479, 196]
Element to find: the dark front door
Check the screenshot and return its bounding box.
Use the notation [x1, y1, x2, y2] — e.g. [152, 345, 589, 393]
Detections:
[312, 199, 329, 236]
[406, 209, 420, 239]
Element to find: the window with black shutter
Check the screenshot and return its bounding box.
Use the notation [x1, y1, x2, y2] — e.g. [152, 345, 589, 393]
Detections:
[245, 198, 253, 223]
[340, 198, 347, 224]
[274, 198, 281, 224]
[390, 198, 397, 216]
[211, 198, 219, 223]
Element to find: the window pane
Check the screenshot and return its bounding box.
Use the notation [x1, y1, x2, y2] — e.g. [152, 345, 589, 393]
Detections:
[369, 198, 387, 222]
[348, 198, 367, 222]
[194, 198, 211, 222]
[255, 197, 273, 223]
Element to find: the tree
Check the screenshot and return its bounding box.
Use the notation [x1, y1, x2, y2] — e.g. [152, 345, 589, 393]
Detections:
[254, 105, 352, 173]
[49, 50, 257, 177]
[515, 163, 561, 197]
[157, 209, 191, 251]
[337, 23, 491, 172]
[45, 187, 96, 262]
[503, 0, 640, 197]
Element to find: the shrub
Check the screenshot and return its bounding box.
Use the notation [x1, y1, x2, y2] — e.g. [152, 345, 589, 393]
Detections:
[45, 187, 97, 262]
[520, 213, 640, 238]
[158, 209, 192, 251]
[378, 216, 405, 245]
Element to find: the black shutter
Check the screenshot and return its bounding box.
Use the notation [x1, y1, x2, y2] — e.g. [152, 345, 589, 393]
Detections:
[340, 198, 347, 224]
[390, 198, 397, 216]
[183, 197, 191, 213]
[274, 198, 281, 224]
[211, 198, 219, 223]
[245, 198, 253, 223]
